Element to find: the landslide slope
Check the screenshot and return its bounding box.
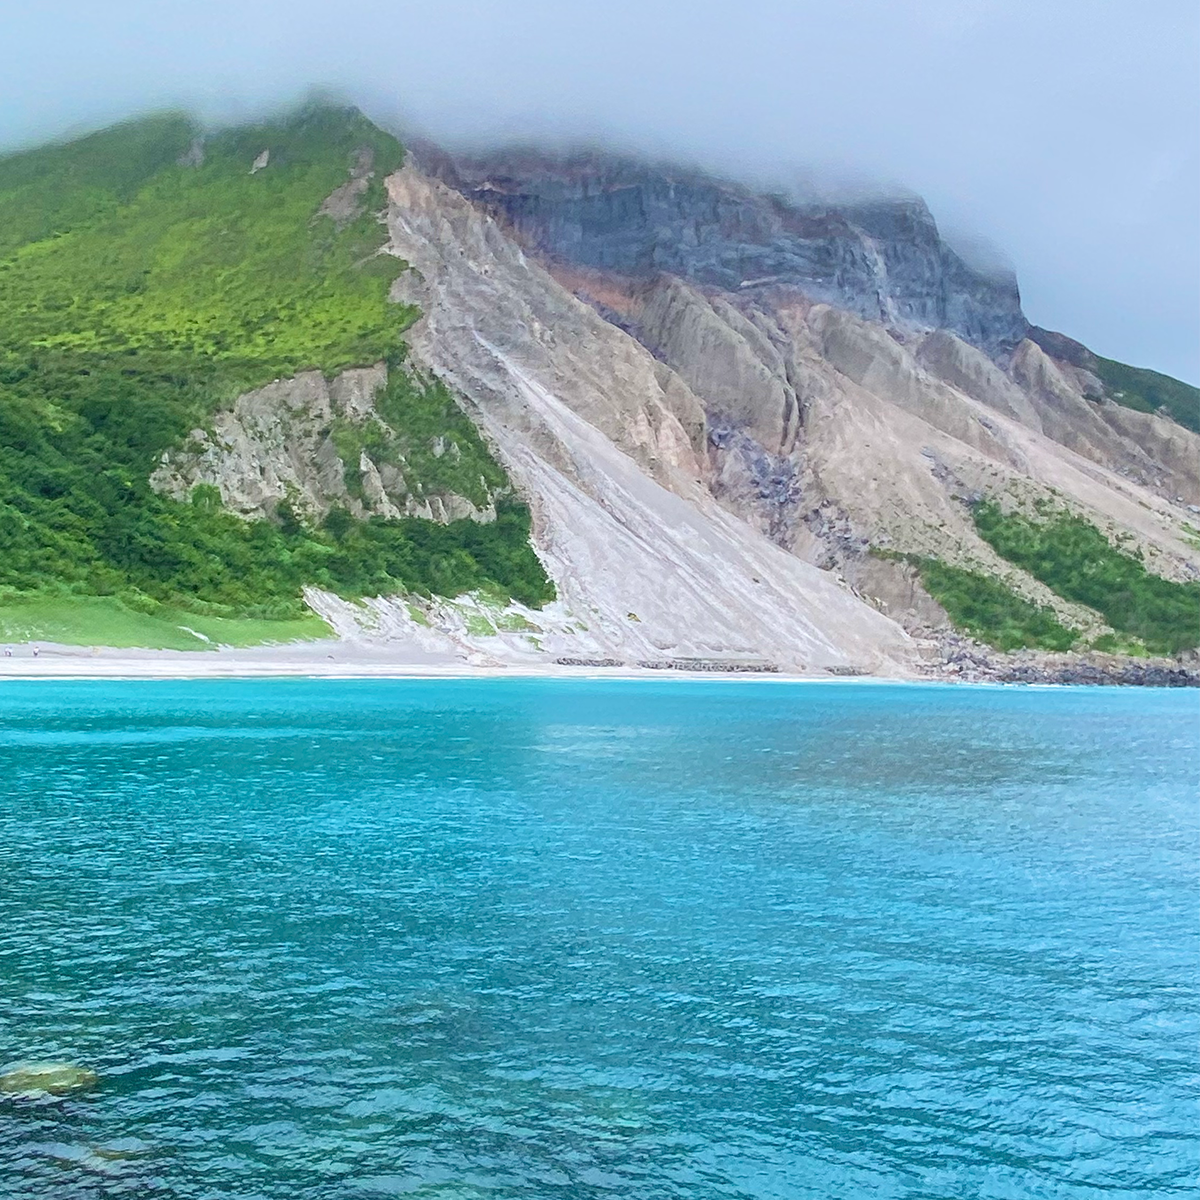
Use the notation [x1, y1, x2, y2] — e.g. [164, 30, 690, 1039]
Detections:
[0, 105, 552, 649]
[357, 163, 913, 673]
[425, 148, 1200, 660]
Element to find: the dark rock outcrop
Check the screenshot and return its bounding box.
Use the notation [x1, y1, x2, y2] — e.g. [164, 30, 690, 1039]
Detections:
[423, 148, 1029, 357]
[1027, 326, 1097, 371]
[930, 639, 1200, 687]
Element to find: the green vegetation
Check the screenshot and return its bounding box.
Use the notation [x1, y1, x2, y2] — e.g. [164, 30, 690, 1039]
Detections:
[307, 502, 553, 607]
[0, 103, 552, 644]
[1092, 356, 1199, 434]
[885, 552, 1077, 652]
[331, 368, 507, 509]
[973, 501, 1200, 654]
[0, 105, 410, 378]
[0, 594, 329, 651]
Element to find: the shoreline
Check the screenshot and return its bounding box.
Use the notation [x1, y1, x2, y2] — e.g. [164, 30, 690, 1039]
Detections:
[0, 646, 897, 684]
[0, 640, 1195, 687]
[0, 648, 1195, 686]
[0, 637, 934, 684]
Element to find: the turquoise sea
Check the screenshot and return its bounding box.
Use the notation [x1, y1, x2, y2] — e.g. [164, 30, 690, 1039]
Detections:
[0, 679, 1196, 1198]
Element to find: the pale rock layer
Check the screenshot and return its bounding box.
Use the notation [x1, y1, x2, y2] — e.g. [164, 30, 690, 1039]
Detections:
[151, 363, 495, 524]
[373, 164, 916, 672]
[566, 271, 1199, 636]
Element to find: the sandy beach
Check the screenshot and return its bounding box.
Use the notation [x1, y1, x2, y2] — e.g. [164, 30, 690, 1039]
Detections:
[0, 639, 551, 680]
[0, 639, 860, 682]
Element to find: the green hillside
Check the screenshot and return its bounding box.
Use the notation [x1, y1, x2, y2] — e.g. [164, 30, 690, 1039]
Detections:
[1091, 356, 1199, 434]
[973, 502, 1200, 655]
[0, 105, 552, 645]
[1028, 326, 1198, 433]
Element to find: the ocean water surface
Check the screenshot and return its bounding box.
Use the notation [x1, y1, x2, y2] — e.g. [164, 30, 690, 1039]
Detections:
[0, 679, 1195, 1198]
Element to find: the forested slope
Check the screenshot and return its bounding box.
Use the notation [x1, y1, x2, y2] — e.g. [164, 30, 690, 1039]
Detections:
[0, 105, 551, 647]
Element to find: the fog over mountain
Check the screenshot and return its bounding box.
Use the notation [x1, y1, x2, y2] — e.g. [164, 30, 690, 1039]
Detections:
[1, 0, 1197, 382]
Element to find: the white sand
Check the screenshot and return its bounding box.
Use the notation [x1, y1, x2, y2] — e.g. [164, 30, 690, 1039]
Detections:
[0, 639, 877, 682]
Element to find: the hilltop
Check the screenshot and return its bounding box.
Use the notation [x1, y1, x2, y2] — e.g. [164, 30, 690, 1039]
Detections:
[0, 105, 550, 650]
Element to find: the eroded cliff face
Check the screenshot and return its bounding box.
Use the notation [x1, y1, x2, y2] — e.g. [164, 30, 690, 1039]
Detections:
[391, 150, 1200, 652]
[147, 136, 1198, 668]
[352, 153, 1197, 660]
[426, 147, 1196, 492]
[368, 163, 918, 674]
[420, 148, 1029, 357]
[151, 363, 498, 524]
[622, 276, 1198, 554]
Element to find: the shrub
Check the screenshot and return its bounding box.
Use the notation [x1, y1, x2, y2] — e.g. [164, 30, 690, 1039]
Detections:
[973, 502, 1199, 654]
[903, 555, 1077, 652]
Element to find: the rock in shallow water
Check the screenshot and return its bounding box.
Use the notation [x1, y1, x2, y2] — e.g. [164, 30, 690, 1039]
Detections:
[0, 1062, 98, 1098]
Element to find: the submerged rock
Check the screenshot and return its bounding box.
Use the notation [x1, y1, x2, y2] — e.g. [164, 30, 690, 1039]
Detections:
[0, 1062, 99, 1098]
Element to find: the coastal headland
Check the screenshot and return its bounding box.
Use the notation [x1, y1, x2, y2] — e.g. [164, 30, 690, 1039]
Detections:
[1, 105, 1197, 677]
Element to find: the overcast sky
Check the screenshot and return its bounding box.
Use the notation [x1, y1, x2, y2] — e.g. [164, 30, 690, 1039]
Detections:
[3, 0, 1197, 382]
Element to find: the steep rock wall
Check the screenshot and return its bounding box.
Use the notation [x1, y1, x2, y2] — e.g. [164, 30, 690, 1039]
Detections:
[376, 163, 917, 673]
[426, 148, 1029, 357]
[151, 363, 497, 524]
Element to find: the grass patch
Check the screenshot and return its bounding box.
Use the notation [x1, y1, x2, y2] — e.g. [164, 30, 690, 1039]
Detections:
[315, 502, 553, 608]
[973, 501, 1200, 655]
[1092, 356, 1199, 434]
[495, 612, 536, 632]
[0, 102, 554, 639]
[905, 556, 1078, 652]
[0, 593, 330, 650]
[1088, 632, 1151, 657]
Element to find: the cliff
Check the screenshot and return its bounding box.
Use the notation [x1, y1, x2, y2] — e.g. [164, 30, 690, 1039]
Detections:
[401, 143, 1199, 660]
[420, 148, 1029, 357]
[1, 106, 1196, 670]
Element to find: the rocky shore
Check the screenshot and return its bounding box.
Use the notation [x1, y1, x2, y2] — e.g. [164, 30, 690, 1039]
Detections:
[929, 639, 1200, 687]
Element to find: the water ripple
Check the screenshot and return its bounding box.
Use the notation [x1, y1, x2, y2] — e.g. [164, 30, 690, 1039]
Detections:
[0, 680, 1195, 1198]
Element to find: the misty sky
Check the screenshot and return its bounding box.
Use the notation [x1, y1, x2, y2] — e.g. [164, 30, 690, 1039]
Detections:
[3, 0, 1197, 382]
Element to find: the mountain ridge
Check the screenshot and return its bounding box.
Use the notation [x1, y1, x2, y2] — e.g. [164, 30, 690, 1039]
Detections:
[418, 143, 1198, 432]
[0, 104, 1196, 672]
[417, 144, 1028, 358]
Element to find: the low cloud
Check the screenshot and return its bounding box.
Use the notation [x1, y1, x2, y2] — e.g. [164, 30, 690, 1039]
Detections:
[3, 0, 1196, 380]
